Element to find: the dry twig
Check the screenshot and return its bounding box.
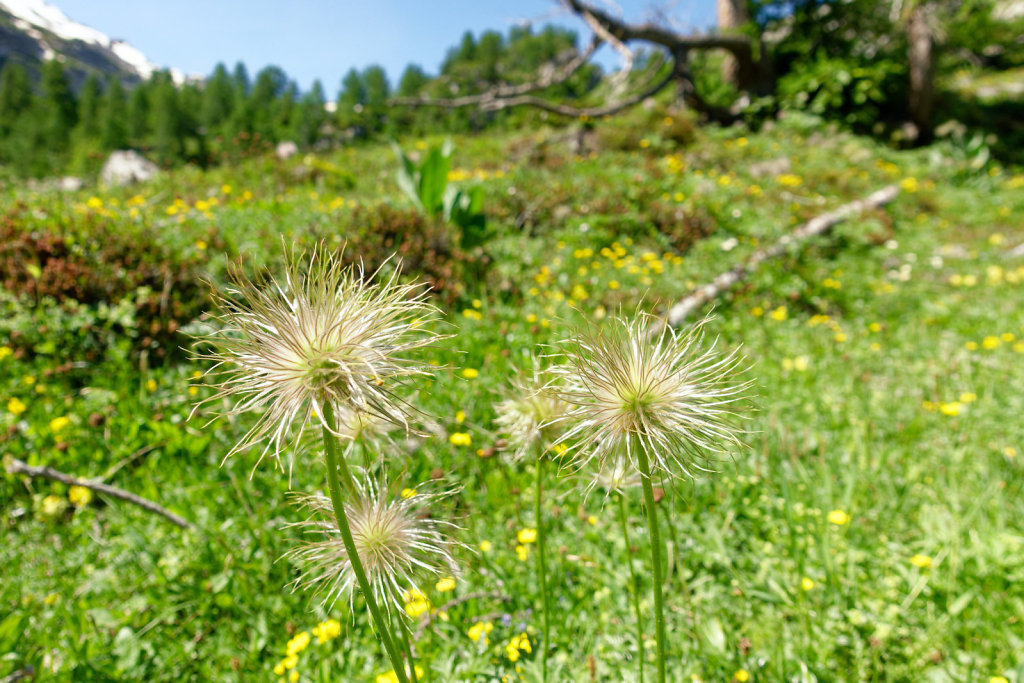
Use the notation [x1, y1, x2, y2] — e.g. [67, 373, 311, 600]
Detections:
[5, 455, 193, 529]
[663, 185, 901, 327]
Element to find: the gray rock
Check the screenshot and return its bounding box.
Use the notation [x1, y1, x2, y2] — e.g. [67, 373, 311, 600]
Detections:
[276, 141, 299, 160]
[100, 150, 158, 187]
[58, 176, 84, 192]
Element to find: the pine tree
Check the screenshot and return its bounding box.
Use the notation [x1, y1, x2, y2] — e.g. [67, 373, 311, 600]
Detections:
[75, 74, 103, 139]
[101, 77, 128, 150]
[127, 83, 150, 146]
[149, 71, 183, 163]
[362, 64, 390, 133]
[202, 63, 236, 136]
[40, 59, 78, 148]
[336, 68, 365, 129]
[291, 79, 326, 146]
[0, 61, 32, 139]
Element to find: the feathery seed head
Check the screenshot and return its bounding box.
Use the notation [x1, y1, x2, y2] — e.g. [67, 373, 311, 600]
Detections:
[494, 359, 569, 462]
[555, 311, 750, 480]
[588, 456, 643, 501]
[284, 479, 460, 616]
[191, 245, 439, 476]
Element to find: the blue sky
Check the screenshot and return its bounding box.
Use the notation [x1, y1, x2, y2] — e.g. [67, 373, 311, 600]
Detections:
[53, 1, 716, 95]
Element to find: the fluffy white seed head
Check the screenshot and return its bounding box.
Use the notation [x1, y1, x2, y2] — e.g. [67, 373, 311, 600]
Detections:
[191, 244, 439, 476]
[555, 311, 750, 480]
[493, 359, 569, 463]
[284, 480, 460, 617]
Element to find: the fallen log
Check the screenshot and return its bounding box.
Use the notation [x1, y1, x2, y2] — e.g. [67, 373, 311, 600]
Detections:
[5, 455, 193, 529]
[665, 184, 900, 326]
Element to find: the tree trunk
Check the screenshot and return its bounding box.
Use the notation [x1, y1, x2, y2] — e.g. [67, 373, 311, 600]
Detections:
[907, 3, 935, 143]
[717, 0, 749, 89]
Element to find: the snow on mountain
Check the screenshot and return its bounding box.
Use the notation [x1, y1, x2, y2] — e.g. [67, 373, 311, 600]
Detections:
[0, 0, 185, 84]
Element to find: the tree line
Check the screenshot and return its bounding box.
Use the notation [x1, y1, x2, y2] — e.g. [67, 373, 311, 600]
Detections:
[0, 25, 587, 178]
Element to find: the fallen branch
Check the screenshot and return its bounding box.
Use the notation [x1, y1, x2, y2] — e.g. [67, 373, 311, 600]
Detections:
[664, 184, 900, 326]
[4, 455, 193, 529]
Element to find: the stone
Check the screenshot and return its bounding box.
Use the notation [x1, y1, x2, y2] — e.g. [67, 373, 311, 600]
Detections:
[100, 150, 158, 187]
[276, 141, 299, 160]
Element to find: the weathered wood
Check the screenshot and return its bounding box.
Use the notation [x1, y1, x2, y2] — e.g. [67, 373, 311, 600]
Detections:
[5, 455, 193, 529]
[665, 185, 900, 326]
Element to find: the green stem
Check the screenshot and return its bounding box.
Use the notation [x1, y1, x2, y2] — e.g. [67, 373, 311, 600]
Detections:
[320, 405, 409, 683]
[321, 402, 358, 498]
[636, 445, 668, 683]
[398, 618, 419, 683]
[535, 455, 552, 683]
[617, 492, 645, 683]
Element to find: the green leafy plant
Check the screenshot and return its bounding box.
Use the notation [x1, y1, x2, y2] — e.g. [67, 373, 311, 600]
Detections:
[391, 139, 489, 249]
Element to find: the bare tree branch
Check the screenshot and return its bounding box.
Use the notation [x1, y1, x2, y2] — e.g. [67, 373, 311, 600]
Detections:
[389, 35, 603, 109]
[5, 455, 193, 529]
[578, 7, 634, 95]
[662, 185, 900, 327]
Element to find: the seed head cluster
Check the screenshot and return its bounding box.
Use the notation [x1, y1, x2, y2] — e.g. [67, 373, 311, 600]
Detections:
[192, 246, 438, 476]
[493, 359, 568, 462]
[555, 312, 749, 480]
[285, 480, 459, 616]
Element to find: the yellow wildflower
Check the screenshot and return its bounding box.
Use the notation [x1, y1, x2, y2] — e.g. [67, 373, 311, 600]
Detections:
[827, 509, 850, 526]
[801, 577, 815, 591]
[311, 619, 341, 644]
[515, 544, 530, 561]
[517, 528, 537, 544]
[68, 485, 93, 507]
[468, 620, 494, 644]
[7, 397, 26, 415]
[436, 577, 456, 593]
[286, 631, 311, 656]
[449, 432, 472, 446]
[910, 554, 932, 568]
[462, 368, 479, 379]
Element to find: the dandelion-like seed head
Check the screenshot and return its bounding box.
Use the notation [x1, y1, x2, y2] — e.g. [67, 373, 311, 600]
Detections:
[191, 244, 438, 476]
[587, 456, 643, 501]
[494, 359, 569, 463]
[556, 311, 750, 480]
[285, 480, 460, 616]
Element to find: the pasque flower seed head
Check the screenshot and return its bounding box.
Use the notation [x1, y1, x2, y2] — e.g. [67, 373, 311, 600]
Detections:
[284, 479, 460, 616]
[555, 311, 750, 480]
[191, 244, 438, 476]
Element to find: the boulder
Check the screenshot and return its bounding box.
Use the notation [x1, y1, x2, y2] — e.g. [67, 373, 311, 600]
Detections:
[276, 141, 299, 160]
[58, 176, 84, 192]
[100, 150, 158, 187]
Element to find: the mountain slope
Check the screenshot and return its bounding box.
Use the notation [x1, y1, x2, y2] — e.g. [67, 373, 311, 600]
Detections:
[0, 0, 182, 89]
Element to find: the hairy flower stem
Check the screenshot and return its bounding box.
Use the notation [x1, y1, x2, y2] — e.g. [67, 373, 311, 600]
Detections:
[636, 444, 668, 683]
[398, 618, 418, 683]
[535, 454, 552, 683]
[321, 405, 409, 683]
[617, 492, 645, 683]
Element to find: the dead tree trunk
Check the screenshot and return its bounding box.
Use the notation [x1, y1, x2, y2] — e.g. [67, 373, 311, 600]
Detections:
[907, 3, 936, 143]
[717, 0, 749, 89]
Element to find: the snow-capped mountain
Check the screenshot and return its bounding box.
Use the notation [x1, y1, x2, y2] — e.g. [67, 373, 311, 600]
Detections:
[0, 0, 185, 88]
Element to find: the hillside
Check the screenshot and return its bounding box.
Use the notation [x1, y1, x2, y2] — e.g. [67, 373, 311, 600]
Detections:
[0, 0, 181, 90]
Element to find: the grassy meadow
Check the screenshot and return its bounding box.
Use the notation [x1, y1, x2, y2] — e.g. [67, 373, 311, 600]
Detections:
[2, 110, 1023, 682]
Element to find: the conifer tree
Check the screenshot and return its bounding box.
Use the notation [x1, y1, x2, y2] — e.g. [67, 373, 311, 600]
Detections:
[75, 74, 103, 139]
[202, 63, 237, 136]
[40, 59, 78, 149]
[0, 61, 32, 139]
[101, 77, 129, 150]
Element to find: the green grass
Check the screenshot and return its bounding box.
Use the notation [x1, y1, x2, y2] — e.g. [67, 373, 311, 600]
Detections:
[2, 112, 1023, 682]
